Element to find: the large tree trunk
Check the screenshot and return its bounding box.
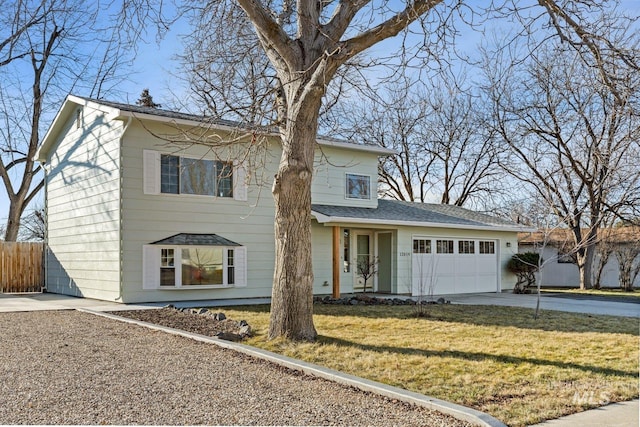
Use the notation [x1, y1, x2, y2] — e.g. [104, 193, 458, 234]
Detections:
[4, 201, 21, 241]
[573, 226, 597, 290]
[267, 85, 323, 341]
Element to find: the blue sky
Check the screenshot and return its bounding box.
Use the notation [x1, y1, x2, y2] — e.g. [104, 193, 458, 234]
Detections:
[1, 0, 638, 235]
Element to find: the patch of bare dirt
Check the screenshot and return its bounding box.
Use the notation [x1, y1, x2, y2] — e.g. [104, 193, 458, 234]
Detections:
[112, 307, 251, 340]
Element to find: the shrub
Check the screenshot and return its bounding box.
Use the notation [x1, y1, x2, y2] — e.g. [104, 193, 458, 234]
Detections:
[507, 252, 543, 293]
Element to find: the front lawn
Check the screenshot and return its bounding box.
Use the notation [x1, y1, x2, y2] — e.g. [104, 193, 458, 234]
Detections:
[218, 304, 638, 427]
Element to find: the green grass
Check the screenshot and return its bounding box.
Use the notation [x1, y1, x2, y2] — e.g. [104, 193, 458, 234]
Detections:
[218, 304, 639, 427]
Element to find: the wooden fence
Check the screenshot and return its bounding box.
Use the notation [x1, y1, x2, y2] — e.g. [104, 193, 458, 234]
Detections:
[0, 242, 44, 293]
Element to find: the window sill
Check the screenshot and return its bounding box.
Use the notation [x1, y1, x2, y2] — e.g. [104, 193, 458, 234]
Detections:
[156, 284, 235, 290]
[157, 192, 234, 200]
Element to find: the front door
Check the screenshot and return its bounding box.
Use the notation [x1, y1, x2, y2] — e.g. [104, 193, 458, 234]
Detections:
[354, 232, 373, 292]
[376, 232, 392, 293]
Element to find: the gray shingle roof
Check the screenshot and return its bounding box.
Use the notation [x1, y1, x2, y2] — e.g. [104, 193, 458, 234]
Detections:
[150, 233, 241, 246]
[76, 96, 242, 128]
[311, 199, 519, 229]
[75, 97, 390, 153]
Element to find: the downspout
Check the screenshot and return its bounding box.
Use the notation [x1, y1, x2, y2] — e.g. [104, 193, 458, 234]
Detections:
[41, 161, 48, 292]
[116, 116, 133, 302]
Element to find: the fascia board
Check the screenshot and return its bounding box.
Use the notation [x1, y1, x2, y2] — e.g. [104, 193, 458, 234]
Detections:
[311, 211, 536, 233]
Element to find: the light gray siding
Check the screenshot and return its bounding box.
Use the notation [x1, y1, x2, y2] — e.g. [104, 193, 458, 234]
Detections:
[45, 106, 122, 300]
[312, 147, 378, 208]
[120, 122, 278, 303]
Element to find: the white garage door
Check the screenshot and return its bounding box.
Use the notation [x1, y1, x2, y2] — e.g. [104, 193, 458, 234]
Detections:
[412, 238, 498, 296]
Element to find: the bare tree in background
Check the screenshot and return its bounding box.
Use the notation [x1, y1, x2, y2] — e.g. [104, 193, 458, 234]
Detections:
[485, 15, 640, 289]
[332, 71, 507, 208]
[0, 0, 162, 241]
[592, 228, 615, 290]
[138, 0, 639, 340]
[19, 206, 45, 241]
[615, 227, 640, 291]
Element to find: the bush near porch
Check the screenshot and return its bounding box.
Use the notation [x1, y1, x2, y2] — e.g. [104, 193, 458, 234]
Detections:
[217, 304, 638, 427]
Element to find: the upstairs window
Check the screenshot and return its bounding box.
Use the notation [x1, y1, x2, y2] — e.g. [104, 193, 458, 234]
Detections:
[346, 173, 371, 200]
[144, 150, 247, 201]
[161, 154, 232, 197]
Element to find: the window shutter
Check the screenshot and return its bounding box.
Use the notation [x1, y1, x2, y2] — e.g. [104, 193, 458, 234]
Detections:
[142, 245, 160, 290]
[233, 162, 247, 201]
[143, 150, 161, 195]
[234, 246, 247, 287]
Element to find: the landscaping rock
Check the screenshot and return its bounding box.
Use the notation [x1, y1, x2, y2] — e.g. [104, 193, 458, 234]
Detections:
[216, 332, 243, 342]
[238, 325, 251, 337]
[113, 307, 252, 341]
[314, 295, 424, 306]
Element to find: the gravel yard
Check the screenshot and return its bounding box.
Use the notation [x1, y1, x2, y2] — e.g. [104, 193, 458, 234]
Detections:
[0, 310, 473, 426]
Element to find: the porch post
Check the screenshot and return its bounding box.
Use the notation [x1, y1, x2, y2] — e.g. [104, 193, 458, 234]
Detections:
[332, 226, 340, 298]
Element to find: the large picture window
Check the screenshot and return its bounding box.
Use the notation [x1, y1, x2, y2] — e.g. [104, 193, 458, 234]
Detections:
[154, 246, 242, 287]
[143, 234, 246, 290]
[161, 154, 233, 197]
[345, 174, 371, 200]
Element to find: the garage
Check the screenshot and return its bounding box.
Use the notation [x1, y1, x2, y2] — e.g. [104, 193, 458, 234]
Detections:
[411, 237, 499, 296]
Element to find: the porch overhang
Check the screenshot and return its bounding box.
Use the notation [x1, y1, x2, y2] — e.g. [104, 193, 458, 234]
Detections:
[312, 212, 534, 233]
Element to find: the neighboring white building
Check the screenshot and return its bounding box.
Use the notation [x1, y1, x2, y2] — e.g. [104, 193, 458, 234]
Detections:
[35, 95, 528, 303]
[518, 229, 640, 288]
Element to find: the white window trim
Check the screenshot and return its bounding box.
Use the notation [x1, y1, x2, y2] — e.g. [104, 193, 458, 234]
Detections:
[345, 172, 372, 200]
[143, 244, 246, 290]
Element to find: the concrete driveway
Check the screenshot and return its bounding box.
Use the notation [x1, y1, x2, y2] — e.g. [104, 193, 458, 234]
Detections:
[441, 292, 640, 318]
[2, 291, 638, 317]
[0, 292, 153, 312]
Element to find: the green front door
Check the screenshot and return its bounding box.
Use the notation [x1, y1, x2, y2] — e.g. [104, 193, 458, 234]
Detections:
[377, 232, 392, 293]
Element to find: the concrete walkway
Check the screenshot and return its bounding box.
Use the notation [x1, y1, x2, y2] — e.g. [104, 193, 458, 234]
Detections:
[440, 292, 640, 318]
[529, 399, 639, 427]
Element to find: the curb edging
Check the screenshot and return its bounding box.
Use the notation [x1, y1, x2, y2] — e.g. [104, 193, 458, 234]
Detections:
[80, 308, 507, 427]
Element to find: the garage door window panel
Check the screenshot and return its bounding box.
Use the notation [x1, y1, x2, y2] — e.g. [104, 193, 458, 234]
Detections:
[479, 241, 495, 254]
[436, 240, 454, 254]
[458, 240, 475, 254]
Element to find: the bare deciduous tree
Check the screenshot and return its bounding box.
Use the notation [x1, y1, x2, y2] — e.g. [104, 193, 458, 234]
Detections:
[485, 22, 640, 289]
[0, 0, 154, 241]
[147, 0, 638, 340]
[19, 206, 45, 241]
[339, 72, 506, 208]
[614, 227, 640, 291]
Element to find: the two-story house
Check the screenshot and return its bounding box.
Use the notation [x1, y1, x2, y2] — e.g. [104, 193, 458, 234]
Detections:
[35, 95, 525, 303]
